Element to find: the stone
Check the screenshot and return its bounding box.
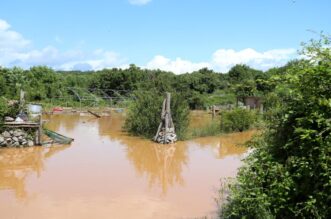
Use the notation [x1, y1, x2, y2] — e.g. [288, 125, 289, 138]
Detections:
[27, 140, 34, 147]
[13, 130, 21, 137]
[0, 136, 4, 143]
[9, 130, 13, 134]
[12, 137, 19, 142]
[4, 116, 14, 122]
[13, 141, 20, 146]
[2, 131, 11, 138]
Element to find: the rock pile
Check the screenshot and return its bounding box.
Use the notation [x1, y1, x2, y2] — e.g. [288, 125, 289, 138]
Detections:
[0, 129, 34, 147]
[155, 129, 177, 144]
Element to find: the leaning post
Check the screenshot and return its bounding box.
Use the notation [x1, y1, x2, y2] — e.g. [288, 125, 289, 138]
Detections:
[154, 92, 177, 144]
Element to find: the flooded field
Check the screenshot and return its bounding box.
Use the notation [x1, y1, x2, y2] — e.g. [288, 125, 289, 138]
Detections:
[0, 112, 255, 219]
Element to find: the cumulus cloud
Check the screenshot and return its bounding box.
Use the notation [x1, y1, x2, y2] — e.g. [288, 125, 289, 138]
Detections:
[212, 48, 297, 72]
[0, 18, 297, 73]
[146, 55, 210, 74]
[129, 0, 152, 5]
[59, 50, 123, 71]
[0, 19, 30, 51]
[143, 48, 296, 74]
[0, 19, 124, 70]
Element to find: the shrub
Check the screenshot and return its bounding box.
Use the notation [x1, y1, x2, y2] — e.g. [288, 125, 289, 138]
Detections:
[0, 97, 19, 122]
[219, 36, 331, 218]
[124, 91, 189, 140]
[220, 108, 258, 132]
[0, 97, 8, 122]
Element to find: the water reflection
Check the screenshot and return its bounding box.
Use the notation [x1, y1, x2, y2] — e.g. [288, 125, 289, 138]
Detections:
[0, 144, 70, 199]
[124, 139, 188, 194]
[192, 130, 255, 158]
[44, 114, 82, 133]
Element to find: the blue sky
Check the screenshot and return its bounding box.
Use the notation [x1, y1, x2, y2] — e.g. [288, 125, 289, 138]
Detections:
[0, 0, 330, 73]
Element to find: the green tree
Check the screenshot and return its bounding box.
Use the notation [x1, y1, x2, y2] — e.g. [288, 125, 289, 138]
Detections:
[220, 36, 331, 218]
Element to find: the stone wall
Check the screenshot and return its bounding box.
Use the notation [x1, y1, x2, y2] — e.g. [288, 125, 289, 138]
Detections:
[0, 129, 34, 147]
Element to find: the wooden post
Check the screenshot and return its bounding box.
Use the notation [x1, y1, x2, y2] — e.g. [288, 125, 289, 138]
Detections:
[164, 93, 170, 143]
[212, 105, 216, 119]
[38, 115, 43, 145]
[154, 92, 177, 144]
[19, 90, 25, 113]
[260, 103, 264, 114]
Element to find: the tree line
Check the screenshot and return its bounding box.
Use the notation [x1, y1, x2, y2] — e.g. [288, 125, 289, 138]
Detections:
[0, 61, 295, 110]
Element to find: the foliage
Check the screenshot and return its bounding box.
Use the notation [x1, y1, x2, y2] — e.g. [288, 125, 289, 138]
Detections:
[196, 90, 237, 110]
[0, 97, 20, 122]
[221, 108, 258, 132]
[220, 36, 331, 218]
[0, 61, 275, 111]
[189, 121, 221, 138]
[124, 91, 189, 140]
[0, 97, 8, 122]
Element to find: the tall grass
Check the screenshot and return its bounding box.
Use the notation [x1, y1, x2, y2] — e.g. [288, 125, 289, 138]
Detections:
[189, 120, 221, 138]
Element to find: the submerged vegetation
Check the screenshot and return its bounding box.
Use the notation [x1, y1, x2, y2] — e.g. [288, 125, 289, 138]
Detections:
[189, 121, 220, 138]
[124, 90, 189, 140]
[219, 36, 331, 218]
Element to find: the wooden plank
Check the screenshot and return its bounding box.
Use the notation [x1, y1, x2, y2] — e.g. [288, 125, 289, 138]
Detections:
[3, 122, 39, 125]
[87, 110, 101, 118]
[2, 122, 40, 128]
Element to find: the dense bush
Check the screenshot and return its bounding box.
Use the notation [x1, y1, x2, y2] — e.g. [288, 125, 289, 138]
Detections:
[220, 108, 258, 132]
[220, 37, 331, 218]
[124, 91, 189, 140]
[0, 97, 20, 122]
[0, 98, 8, 122]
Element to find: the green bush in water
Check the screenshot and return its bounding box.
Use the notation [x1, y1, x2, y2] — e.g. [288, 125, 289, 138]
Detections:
[124, 91, 189, 140]
[221, 108, 258, 132]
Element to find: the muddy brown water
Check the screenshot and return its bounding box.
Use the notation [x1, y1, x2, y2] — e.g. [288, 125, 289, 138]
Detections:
[0, 112, 255, 219]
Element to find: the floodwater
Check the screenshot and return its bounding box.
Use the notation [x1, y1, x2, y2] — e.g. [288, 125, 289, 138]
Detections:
[0, 112, 255, 219]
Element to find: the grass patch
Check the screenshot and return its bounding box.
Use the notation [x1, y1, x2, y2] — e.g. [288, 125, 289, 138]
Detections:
[189, 120, 221, 138]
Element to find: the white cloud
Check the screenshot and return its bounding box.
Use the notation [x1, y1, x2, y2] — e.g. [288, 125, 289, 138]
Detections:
[0, 18, 297, 73]
[1, 46, 124, 71]
[129, 0, 152, 5]
[143, 48, 296, 74]
[0, 19, 10, 30]
[0, 19, 30, 51]
[211, 48, 297, 72]
[146, 55, 210, 74]
[59, 50, 123, 71]
[0, 19, 124, 70]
